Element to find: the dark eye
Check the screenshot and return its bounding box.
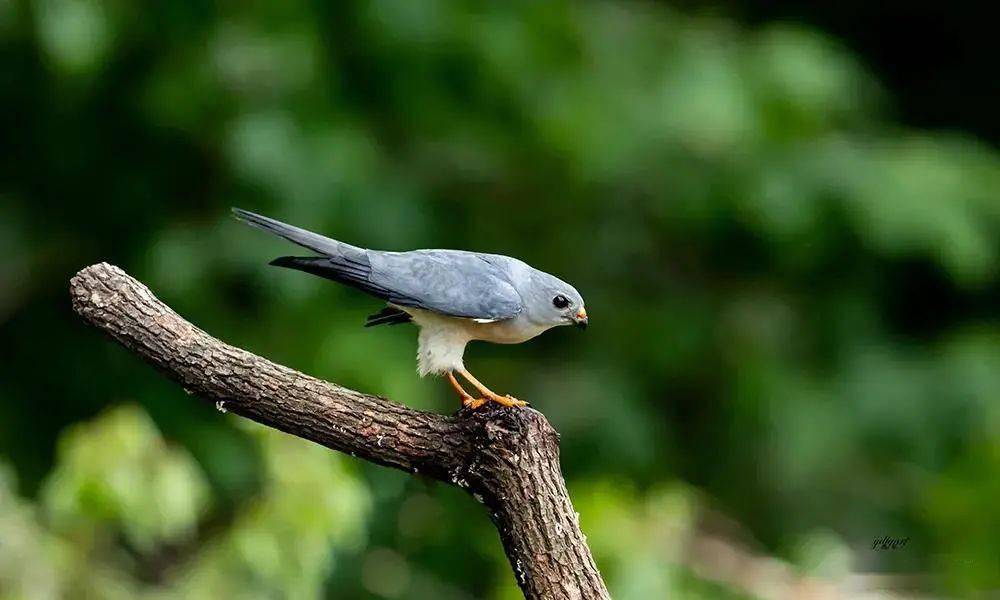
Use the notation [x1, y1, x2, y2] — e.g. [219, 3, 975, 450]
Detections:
[552, 295, 570, 309]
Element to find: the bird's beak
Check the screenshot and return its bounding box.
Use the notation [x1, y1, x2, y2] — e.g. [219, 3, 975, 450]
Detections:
[574, 307, 588, 330]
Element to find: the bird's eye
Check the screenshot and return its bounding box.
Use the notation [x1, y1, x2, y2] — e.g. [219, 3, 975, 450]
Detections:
[552, 295, 570, 309]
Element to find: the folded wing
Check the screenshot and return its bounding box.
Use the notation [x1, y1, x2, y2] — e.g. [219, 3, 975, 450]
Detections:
[235, 209, 523, 321]
[369, 250, 523, 321]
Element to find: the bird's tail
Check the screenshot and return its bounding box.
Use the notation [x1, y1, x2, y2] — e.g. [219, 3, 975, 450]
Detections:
[234, 208, 403, 304]
[232, 208, 365, 259]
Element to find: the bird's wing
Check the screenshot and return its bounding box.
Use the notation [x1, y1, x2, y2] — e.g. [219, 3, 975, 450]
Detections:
[234, 209, 523, 321]
[368, 250, 523, 321]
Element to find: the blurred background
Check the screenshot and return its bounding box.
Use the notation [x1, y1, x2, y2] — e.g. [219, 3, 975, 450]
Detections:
[1, 1, 998, 598]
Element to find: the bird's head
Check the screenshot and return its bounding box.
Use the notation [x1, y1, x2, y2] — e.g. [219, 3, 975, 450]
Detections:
[523, 272, 588, 330]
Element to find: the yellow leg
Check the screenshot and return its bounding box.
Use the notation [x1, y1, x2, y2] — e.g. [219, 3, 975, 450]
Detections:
[448, 372, 486, 409]
[457, 368, 528, 408]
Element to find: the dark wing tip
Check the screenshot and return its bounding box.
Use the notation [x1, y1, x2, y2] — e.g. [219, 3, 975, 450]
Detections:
[268, 256, 299, 268]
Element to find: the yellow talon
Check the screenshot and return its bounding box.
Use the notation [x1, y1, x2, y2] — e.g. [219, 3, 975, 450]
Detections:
[462, 396, 487, 410]
[450, 369, 527, 410]
[490, 394, 527, 408]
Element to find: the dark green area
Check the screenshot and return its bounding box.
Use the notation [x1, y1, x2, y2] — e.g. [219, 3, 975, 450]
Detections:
[1, 1, 998, 598]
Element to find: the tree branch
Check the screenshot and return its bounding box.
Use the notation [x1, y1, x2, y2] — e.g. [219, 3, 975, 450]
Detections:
[70, 263, 610, 600]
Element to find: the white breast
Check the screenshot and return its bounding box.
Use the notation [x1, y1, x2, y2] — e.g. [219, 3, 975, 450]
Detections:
[404, 308, 553, 376]
[469, 313, 552, 345]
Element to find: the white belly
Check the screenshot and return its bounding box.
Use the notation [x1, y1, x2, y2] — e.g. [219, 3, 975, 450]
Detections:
[409, 310, 473, 376]
[404, 309, 552, 376]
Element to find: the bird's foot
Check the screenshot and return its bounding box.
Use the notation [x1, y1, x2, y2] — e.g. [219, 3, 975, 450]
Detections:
[453, 369, 528, 409]
[462, 396, 488, 410]
[486, 393, 528, 408]
[450, 372, 487, 410]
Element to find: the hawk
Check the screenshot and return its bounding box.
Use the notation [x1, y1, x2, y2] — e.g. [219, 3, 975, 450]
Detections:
[235, 209, 588, 409]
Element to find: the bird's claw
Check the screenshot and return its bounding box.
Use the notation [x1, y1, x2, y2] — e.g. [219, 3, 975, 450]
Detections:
[462, 396, 487, 410]
[491, 394, 528, 408]
[461, 394, 528, 410]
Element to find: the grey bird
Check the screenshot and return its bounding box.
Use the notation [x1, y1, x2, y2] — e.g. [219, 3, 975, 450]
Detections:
[234, 208, 588, 409]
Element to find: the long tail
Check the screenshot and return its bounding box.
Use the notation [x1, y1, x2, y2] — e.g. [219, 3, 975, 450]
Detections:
[232, 208, 365, 259]
[234, 208, 395, 297]
[234, 209, 422, 329]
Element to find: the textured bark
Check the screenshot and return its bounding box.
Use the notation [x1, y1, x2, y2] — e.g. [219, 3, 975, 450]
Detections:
[70, 263, 610, 600]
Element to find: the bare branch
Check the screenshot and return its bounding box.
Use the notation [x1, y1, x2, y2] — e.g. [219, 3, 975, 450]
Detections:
[70, 263, 610, 600]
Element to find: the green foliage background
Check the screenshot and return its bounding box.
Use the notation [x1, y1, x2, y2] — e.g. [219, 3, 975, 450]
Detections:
[1, 1, 998, 598]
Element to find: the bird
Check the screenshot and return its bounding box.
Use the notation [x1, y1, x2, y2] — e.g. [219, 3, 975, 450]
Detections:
[233, 208, 588, 409]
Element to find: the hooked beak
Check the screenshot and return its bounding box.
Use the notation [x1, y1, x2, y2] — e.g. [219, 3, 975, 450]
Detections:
[573, 307, 588, 330]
